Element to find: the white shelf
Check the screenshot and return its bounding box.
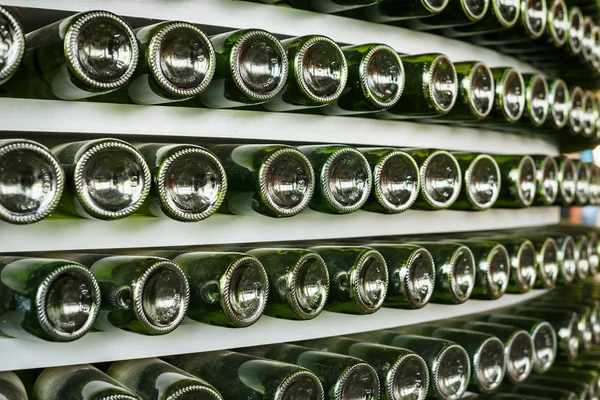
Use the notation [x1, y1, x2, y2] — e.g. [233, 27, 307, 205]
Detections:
[0, 207, 560, 253]
[0, 289, 548, 371]
[0, 99, 558, 155]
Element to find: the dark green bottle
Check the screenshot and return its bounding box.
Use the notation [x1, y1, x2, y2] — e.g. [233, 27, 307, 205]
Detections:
[309, 246, 388, 314]
[493, 238, 537, 293]
[532, 156, 558, 206]
[0, 256, 101, 342]
[208, 144, 315, 217]
[556, 157, 577, 205]
[359, 148, 420, 214]
[51, 138, 152, 220]
[369, 244, 435, 309]
[127, 21, 216, 105]
[263, 35, 348, 111]
[107, 358, 224, 400]
[300, 145, 372, 214]
[135, 143, 227, 222]
[523, 376, 590, 400]
[545, 79, 570, 131]
[566, 7, 584, 57]
[545, 364, 600, 400]
[450, 153, 501, 211]
[581, 90, 598, 138]
[582, 17, 596, 66]
[406, 149, 462, 210]
[569, 87, 585, 136]
[529, 236, 559, 289]
[553, 234, 577, 284]
[520, 74, 549, 128]
[497, 384, 578, 400]
[574, 160, 590, 206]
[588, 230, 599, 275]
[574, 234, 591, 281]
[378, 54, 458, 119]
[167, 351, 325, 399]
[0, 139, 65, 224]
[462, 241, 510, 299]
[478, 67, 525, 124]
[441, 0, 520, 36]
[287, 0, 381, 13]
[0, 6, 25, 86]
[0, 372, 27, 400]
[246, 248, 329, 320]
[197, 29, 288, 108]
[321, 44, 404, 116]
[8, 11, 139, 100]
[588, 164, 600, 208]
[493, 155, 537, 208]
[399, 0, 490, 30]
[172, 252, 268, 327]
[364, 0, 450, 23]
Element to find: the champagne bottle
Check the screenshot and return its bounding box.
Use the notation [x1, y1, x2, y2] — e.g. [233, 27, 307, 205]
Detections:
[545, 79, 570, 131]
[556, 157, 577, 205]
[581, 90, 598, 138]
[378, 54, 458, 119]
[523, 376, 590, 400]
[167, 351, 325, 399]
[359, 148, 420, 214]
[0, 6, 25, 86]
[574, 160, 590, 206]
[582, 17, 596, 66]
[263, 35, 348, 112]
[441, 0, 521, 36]
[464, 241, 510, 299]
[544, 364, 600, 400]
[479, 67, 526, 124]
[461, 321, 534, 383]
[450, 153, 501, 211]
[529, 236, 559, 289]
[369, 244, 435, 309]
[574, 234, 591, 281]
[493, 155, 537, 208]
[321, 44, 404, 116]
[32, 364, 141, 400]
[246, 248, 329, 320]
[0, 256, 100, 341]
[496, 384, 578, 400]
[134, 143, 227, 222]
[553, 234, 577, 284]
[364, 0, 450, 23]
[0, 139, 65, 224]
[398, 0, 490, 31]
[532, 155, 559, 206]
[588, 230, 599, 275]
[493, 238, 537, 293]
[0, 372, 27, 400]
[209, 144, 315, 217]
[287, 0, 381, 14]
[127, 21, 216, 105]
[588, 165, 600, 208]
[566, 7, 584, 57]
[309, 246, 388, 314]
[107, 358, 223, 400]
[519, 74, 549, 128]
[173, 251, 268, 327]
[569, 87, 585, 135]
[8, 11, 139, 101]
[197, 29, 288, 108]
[51, 139, 151, 220]
[300, 145, 372, 214]
[407, 149, 462, 210]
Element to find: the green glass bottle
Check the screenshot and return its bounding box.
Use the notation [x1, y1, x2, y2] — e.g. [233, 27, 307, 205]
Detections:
[197, 29, 288, 108]
[107, 358, 224, 400]
[441, 0, 520, 36]
[493, 155, 537, 208]
[126, 21, 216, 105]
[378, 54, 458, 119]
[287, 0, 381, 13]
[478, 68, 526, 124]
[587, 230, 599, 275]
[588, 165, 600, 208]
[167, 351, 325, 399]
[0, 6, 25, 86]
[574, 160, 590, 206]
[134, 143, 227, 222]
[497, 384, 578, 400]
[321, 44, 404, 116]
[450, 153, 501, 211]
[407, 149, 462, 210]
[545, 79, 570, 131]
[538, 367, 598, 400]
[32, 365, 141, 400]
[461, 321, 534, 383]
[309, 246, 388, 314]
[581, 90, 599, 138]
[246, 248, 329, 320]
[519, 74, 549, 128]
[566, 7, 584, 57]
[0, 256, 101, 342]
[364, 0, 450, 23]
[242, 343, 381, 400]
[208, 144, 315, 218]
[51, 138, 152, 220]
[556, 157, 576, 205]
[7, 11, 139, 100]
[523, 376, 590, 400]
[532, 156, 559, 206]
[359, 148, 420, 214]
[369, 244, 435, 309]
[263, 35, 348, 111]
[463, 241, 510, 300]
[300, 145, 372, 214]
[547, 0, 569, 49]
[529, 236, 559, 289]
[569, 87, 585, 136]
[399, 0, 490, 30]
[553, 234, 577, 284]
[574, 234, 591, 281]
[581, 17, 596, 66]
[482, 314, 557, 373]
[0, 372, 27, 400]
[493, 238, 537, 293]
[0, 139, 65, 224]
[172, 252, 268, 327]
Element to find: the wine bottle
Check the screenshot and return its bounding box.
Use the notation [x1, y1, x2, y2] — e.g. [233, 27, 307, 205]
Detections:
[523, 375, 590, 400]
[529, 236, 559, 289]
[478, 67, 526, 124]
[364, 0, 450, 23]
[441, 0, 521, 37]
[398, 0, 490, 31]
[0, 6, 25, 86]
[574, 233, 591, 281]
[246, 248, 329, 320]
[0, 256, 100, 341]
[569, 87, 585, 136]
[544, 364, 600, 400]
[588, 230, 599, 276]
[493, 238, 537, 293]
[450, 153, 501, 211]
[493, 155, 537, 208]
[497, 384, 578, 400]
[574, 160, 590, 206]
[545, 79, 570, 131]
[566, 7, 584, 57]
[520, 74, 550, 127]
[581, 90, 598, 138]
[287, 0, 381, 14]
[457, 240, 509, 300]
[553, 234, 577, 284]
[556, 156, 577, 205]
[532, 155, 559, 206]
[0, 372, 27, 400]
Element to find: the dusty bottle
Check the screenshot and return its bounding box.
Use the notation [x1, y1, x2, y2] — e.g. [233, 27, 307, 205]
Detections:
[532, 155, 559, 206]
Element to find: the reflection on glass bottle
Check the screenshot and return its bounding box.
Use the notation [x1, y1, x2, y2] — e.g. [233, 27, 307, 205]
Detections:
[523, 375, 591, 400]
[462, 241, 510, 300]
[492, 238, 537, 293]
[287, 0, 381, 13]
[399, 0, 490, 31]
[450, 153, 500, 211]
[0, 372, 27, 400]
[0, 6, 25, 87]
[441, 0, 521, 36]
[574, 234, 591, 281]
[527, 236, 559, 289]
[569, 87, 585, 136]
[496, 384, 578, 400]
[493, 155, 537, 208]
[556, 157, 576, 206]
[364, 0, 450, 23]
[545, 79, 570, 131]
[477, 67, 525, 124]
[518, 74, 549, 128]
[574, 160, 590, 206]
[531, 156, 558, 206]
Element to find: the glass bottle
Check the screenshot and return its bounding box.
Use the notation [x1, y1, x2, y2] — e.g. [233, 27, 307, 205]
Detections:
[498, 384, 578, 400]
[588, 230, 599, 275]
[569, 87, 585, 136]
[399, 0, 490, 31]
[8, 11, 139, 100]
[300, 145, 372, 214]
[127, 21, 216, 105]
[440, 0, 520, 37]
[197, 29, 288, 108]
[406, 149, 462, 210]
[263, 35, 348, 112]
[173, 251, 268, 328]
[51, 138, 151, 220]
[574, 234, 591, 281]
[32, 364, 141, 400]
[287, 0, 381, 13]
[209, 144, 315, 217]
[246, 248, 329, 320]
[0, 256, 101, 342]
[134, 143, 227, 222]
[556, 156, 576, 205]
[493, 155, 537, 208]
[364, 0, 450, 23]
[107, 358, 223, 400]
[522, 376, 590, 400]
[463, 241, 510, 300]
[574, 159, 590, 206]
[529, 236, 559, 289]
[566, 7, 584, 57]
[450, 153, 501, 211]
[309, 246, 388, 314]
[581, 90, 598, 138]
[0, 6, 25, 86]
[321, 44, 404, 116]
[545, 364, 600, 400]
[0, 372, 27, 400]
[545, 79, 570, 131]
[359, 148, 420, 214]
[167, 351, 325, 399]
[532, 155, 559, 206]
[0, 139, 65, 224]
[493, 238, 537, 293]
[553, 234, 577, 284]
[519, 74, 549, 128]
[479, 67, 526, 124]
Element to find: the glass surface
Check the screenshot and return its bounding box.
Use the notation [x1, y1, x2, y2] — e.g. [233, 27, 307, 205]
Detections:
[540, 159, 558, 203]
[497, 0, 520, 24]
[328, 153, 370, 207]
[228, 261, 267, 320]
[470, 65, 494, 116]
[238, 35, 283, 94]
[392, 355, 427, 400]
[142, 267, 186, 327]
[423, 154, 459, 205]
[425, 0, 447, 10]
[159, 28, 211, 88]
[437, 347, 469, 399]
[529, 77, 547, 123]
[489, 248, 509, 295]
[281, 374, 322, 400]
[301, 41, 344, 97]
[561, 160, 576, 201]
[517, 243, 537, 290]
[540, 241, 558, 284]
[533, 324, 556, 371]
[357, 254, 387, 308]
[550, 2, 568, 43]
[266, 153, 310, 210]
[366, 50, 401, 103]
[562, 238, 577, 281]
[453, 248, 474, 300]
[518, 158, 536, 205]
[0, 11, 21, 78]
[408, 251, 435, 306]
[576, 164, 589, 203]
[46, 272, 94, 334]
[503, 71, 524, 120]
[507, 332, 533, 381]
[339, 364, 379, 400]
[468, 157, 499, 206]
[465, 0, 488, 18]
[379, 154, 417, 208]
[551, 82, 569, 126]
[477, 339, 505, 390]
[570, 90, 584, 132]
[569, 11, 582, 50]
[295, 258, 328, 314]
[431, 58, 457, 111]
[524, 0, 547, 36]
